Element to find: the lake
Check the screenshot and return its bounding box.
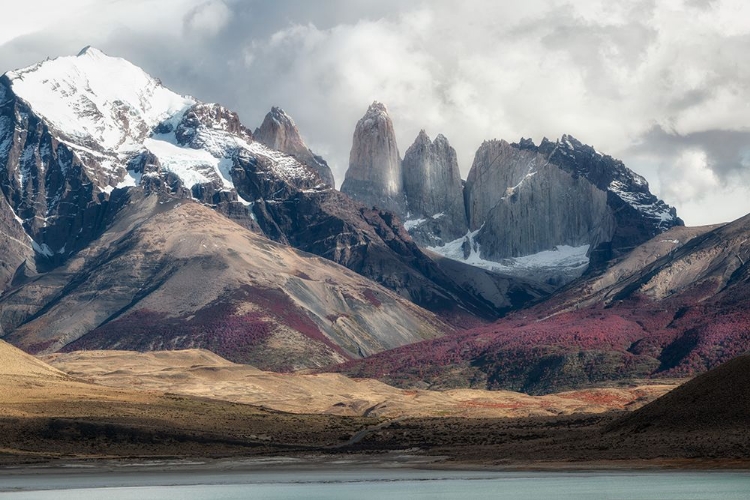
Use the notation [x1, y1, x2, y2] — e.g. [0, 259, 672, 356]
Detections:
[1, 463, 749, 499]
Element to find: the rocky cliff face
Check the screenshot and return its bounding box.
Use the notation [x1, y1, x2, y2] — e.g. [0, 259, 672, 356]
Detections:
[254, 107, 335, 187]
[465, 139, 614, 259]
[461, 135, 681, 273]
[534, 135, 682, 265]
[337, 102, 680, 285]
[402, 131, 468, 246]
[341, 102, 406, 216]
[0, 197, 33, 291]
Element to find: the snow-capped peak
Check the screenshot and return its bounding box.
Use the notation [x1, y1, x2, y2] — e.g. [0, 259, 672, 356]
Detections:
[5, 46, 194, 152]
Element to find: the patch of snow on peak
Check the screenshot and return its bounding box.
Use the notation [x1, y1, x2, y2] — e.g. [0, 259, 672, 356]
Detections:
[501, 167, 537, 200]
[117, 169, 142, 189]
[245, 141, 317, 183]
[144, 134, 228, 189]
[609, 180, 676, 225]
[145, 110, 317, 192]
[31, 240, 54, 257]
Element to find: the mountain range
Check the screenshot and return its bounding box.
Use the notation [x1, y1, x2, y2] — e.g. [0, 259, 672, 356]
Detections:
[0, 47, 548, 366]
[341, 102, 682, 285]
[1, 47, 748, 397]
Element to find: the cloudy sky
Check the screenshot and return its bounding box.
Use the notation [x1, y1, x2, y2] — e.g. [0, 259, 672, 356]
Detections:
[1, 0, 749, 225]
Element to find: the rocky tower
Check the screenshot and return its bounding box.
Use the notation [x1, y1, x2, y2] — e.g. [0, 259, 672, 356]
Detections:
[402, 131, 467, 246]
[341, 102, 406, 216]
[254, 107, 335, 187]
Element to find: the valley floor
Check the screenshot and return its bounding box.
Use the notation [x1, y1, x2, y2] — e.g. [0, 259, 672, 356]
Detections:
[2, 346, 748, 470]
[2, 408, 750, 470]
[1, 376, 747, 470]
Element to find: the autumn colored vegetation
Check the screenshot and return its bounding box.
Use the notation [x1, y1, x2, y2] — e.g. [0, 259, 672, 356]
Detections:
[334, 294, 750, 394]
[63, 286, 349, 370]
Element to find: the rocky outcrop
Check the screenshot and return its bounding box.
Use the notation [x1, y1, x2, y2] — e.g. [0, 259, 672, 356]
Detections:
[534, 135, 682, 265]
[254, 107, 335, 187]
[463, 136, 681, 267]
[0, 197, 33, 291]
[402, 131, 468, 246]
[338, 103, 680, 277]
[341, 102, 406, 216]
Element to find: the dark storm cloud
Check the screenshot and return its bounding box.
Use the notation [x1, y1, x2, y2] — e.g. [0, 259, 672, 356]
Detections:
[633, 126, 750, 181]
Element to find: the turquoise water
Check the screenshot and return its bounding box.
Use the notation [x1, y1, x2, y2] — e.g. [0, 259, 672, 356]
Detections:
[2, 469, 749, 499]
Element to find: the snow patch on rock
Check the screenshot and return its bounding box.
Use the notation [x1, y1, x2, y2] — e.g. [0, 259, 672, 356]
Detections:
[430, 230, 590, 283]
[144, 134, 228, 189]
[609, 180, 677, 225]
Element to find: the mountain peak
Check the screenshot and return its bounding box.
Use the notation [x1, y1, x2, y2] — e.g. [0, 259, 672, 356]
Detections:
[76, 45, 106, 58]
[366, 101, 389, 118]
[254, 106, 334, 186]
[415, 129, 431, 143]
[341, 101, 404, 213]
[433, 133, 449, 146]
[5, 48, 193, 152]
[269, 106, 289, 119]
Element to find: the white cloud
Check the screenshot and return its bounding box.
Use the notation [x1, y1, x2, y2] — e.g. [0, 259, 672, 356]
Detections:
[184, 1, 232, 37]
[659, 149, 720, 204]
[0, 0, 101, 45]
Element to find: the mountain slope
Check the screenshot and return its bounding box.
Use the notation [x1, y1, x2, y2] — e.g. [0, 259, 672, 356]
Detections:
[0, 339, 66, 380]
[0, 194, 450, 370]
[333, 216, 750, 393]
[44, 348, 675, 418]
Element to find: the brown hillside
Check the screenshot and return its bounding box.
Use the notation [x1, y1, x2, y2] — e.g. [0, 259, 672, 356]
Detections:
[1, 196, 450, 370]
[0, 340, 66, 380]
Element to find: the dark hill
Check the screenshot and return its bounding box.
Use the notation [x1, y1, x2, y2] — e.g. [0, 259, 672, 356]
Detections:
[610, 353, 750, 433]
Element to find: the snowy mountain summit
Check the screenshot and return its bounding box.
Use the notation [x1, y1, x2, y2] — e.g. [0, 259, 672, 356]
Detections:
[0, 47, 327, 277]
[6, 46, 192, 156]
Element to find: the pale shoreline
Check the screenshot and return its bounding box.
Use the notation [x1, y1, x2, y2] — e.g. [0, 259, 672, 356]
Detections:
[3, 453, 750, 477]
